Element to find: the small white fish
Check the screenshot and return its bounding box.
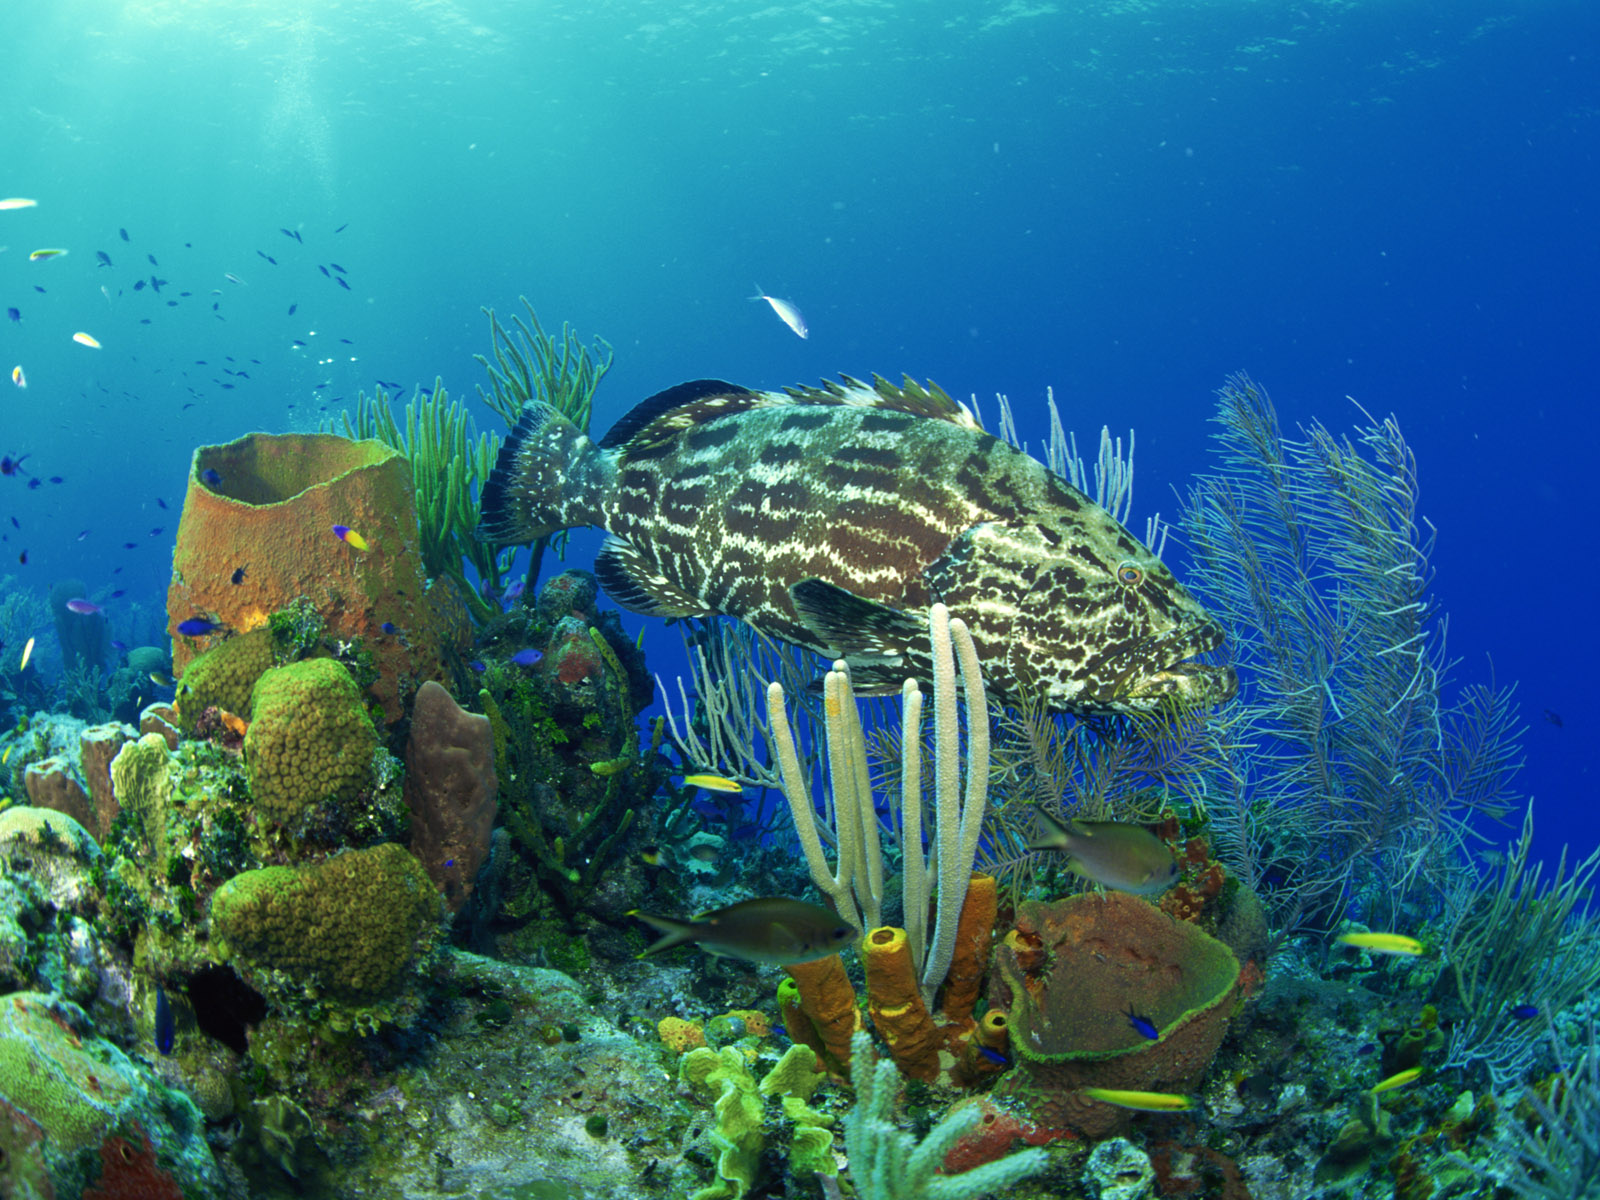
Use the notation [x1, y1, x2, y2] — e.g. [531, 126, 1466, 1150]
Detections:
[224, 272, 246, 286]
[751, 285, 808, 339]
[0, 198, 38, 211]
[72, 331, 101, 349]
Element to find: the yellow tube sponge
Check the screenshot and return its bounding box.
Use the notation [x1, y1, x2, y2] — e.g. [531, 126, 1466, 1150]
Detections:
[864, 925, 944, 1082]
[783, 953, 860, 1074]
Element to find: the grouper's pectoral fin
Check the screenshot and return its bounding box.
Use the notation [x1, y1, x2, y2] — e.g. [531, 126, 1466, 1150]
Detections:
[789, 578, 926, 685]
[595, 535, 712, 619]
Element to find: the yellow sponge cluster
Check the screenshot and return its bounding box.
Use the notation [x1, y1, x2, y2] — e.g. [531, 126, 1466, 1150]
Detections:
[175, 628, 274, 732]
[244, 658, 378, 824]
[209, 843, 439, 1002]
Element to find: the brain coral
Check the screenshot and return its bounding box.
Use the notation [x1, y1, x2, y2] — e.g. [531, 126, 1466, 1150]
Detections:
[209, 843, 440, 1003]
[244, 657, 378, 826]
[175, 628, 275, 732]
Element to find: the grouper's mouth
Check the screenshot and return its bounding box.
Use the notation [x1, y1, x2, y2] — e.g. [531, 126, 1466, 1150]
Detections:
[1099, 621, 1238, 711]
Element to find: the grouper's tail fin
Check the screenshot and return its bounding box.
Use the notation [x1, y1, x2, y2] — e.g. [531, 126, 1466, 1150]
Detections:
[477, 401, 610, 544]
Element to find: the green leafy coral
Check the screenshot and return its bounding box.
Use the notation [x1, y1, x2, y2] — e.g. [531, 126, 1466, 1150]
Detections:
[244, 658, 378, 827]
[679, 1043, 840, 1200]
[209, 842, 440, 1004]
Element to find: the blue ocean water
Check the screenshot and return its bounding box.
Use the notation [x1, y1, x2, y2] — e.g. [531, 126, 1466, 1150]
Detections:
[2, 0, 1594, 873]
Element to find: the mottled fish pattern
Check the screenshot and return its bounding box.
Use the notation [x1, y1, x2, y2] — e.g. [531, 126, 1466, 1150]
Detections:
[478, 375, 1236, 713]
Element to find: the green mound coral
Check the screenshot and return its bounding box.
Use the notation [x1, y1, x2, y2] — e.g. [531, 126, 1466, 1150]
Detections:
[209, 842, 440, 1003]
[175, 628, 274, 732]
[0, 992, 224, 1197]
[244, 658, 378, 826]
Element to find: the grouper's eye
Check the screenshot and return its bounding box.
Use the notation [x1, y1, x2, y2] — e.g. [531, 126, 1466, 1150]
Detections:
[1116, 561, 1145, 587]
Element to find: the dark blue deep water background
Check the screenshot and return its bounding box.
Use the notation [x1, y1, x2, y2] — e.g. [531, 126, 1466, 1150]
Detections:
[2, 2, 1595, 870]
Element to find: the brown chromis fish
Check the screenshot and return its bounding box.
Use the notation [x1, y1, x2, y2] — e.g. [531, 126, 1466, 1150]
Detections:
[632, 898, 857, 966]
[1029, 807, 1179, 896]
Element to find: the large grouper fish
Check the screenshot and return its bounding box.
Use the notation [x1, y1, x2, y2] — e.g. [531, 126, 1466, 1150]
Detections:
[478, 375, 1237, 714]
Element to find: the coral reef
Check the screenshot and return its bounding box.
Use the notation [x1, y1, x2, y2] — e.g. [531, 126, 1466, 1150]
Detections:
[0, 991, 225, 1197]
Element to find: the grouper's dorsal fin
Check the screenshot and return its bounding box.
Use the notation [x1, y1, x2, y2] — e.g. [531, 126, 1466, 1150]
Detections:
[599, 379, 756, 449]
[602, 374, 981, 452]
[782, 374, 983, 432]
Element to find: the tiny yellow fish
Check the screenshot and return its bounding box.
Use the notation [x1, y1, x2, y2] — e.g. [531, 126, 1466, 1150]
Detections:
[1081, 1087, 1195, 1112]
[28, 248, 67, 261]
[0, 198, 39, 211]
[1, 747, 10, 765]
[682, 773, 744, 794]
[1371, 1067, 1424, 1094]
[72, 331, 101, 349]
[331, 524, 369, 551]
[10, 365, 24, 389]
[1336, 932, 1424, 957]
[19, 636, 35, 671]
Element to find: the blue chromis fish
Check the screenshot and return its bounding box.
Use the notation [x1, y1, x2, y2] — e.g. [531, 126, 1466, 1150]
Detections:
[510, 648, 543, 667]
[1081, 1088, 1194, 1112]
[477, 376, 1233, 715]
[632, 898, 857, 966]
[1124, 1004, 1160, 1041]
[199, 468, 223, 487]
[1029, 808, 1179, 895]
[1509, 1004, 1539, 1020]
[154, 986, 174, 1056]
[1335, 932, 1425, 957]
[331, 524, 370, 551]
[750, 286, 808, 339]
[176, 618, 222, 637]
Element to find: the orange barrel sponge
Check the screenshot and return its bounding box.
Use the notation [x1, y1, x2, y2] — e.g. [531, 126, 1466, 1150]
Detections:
[783, 953, 860, 1074]
[864, 926, 945, 1082]
[939, 872, 998, 1023]
[168, 432, 471, 723]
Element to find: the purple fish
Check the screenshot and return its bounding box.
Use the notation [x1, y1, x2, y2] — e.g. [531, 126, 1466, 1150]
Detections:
[110, 640, 128, 652]
[65, 598, 102, 615]
[510, 648, 543, 668]
[467, 659, 486, 672]
[177, 618, 221, 636]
